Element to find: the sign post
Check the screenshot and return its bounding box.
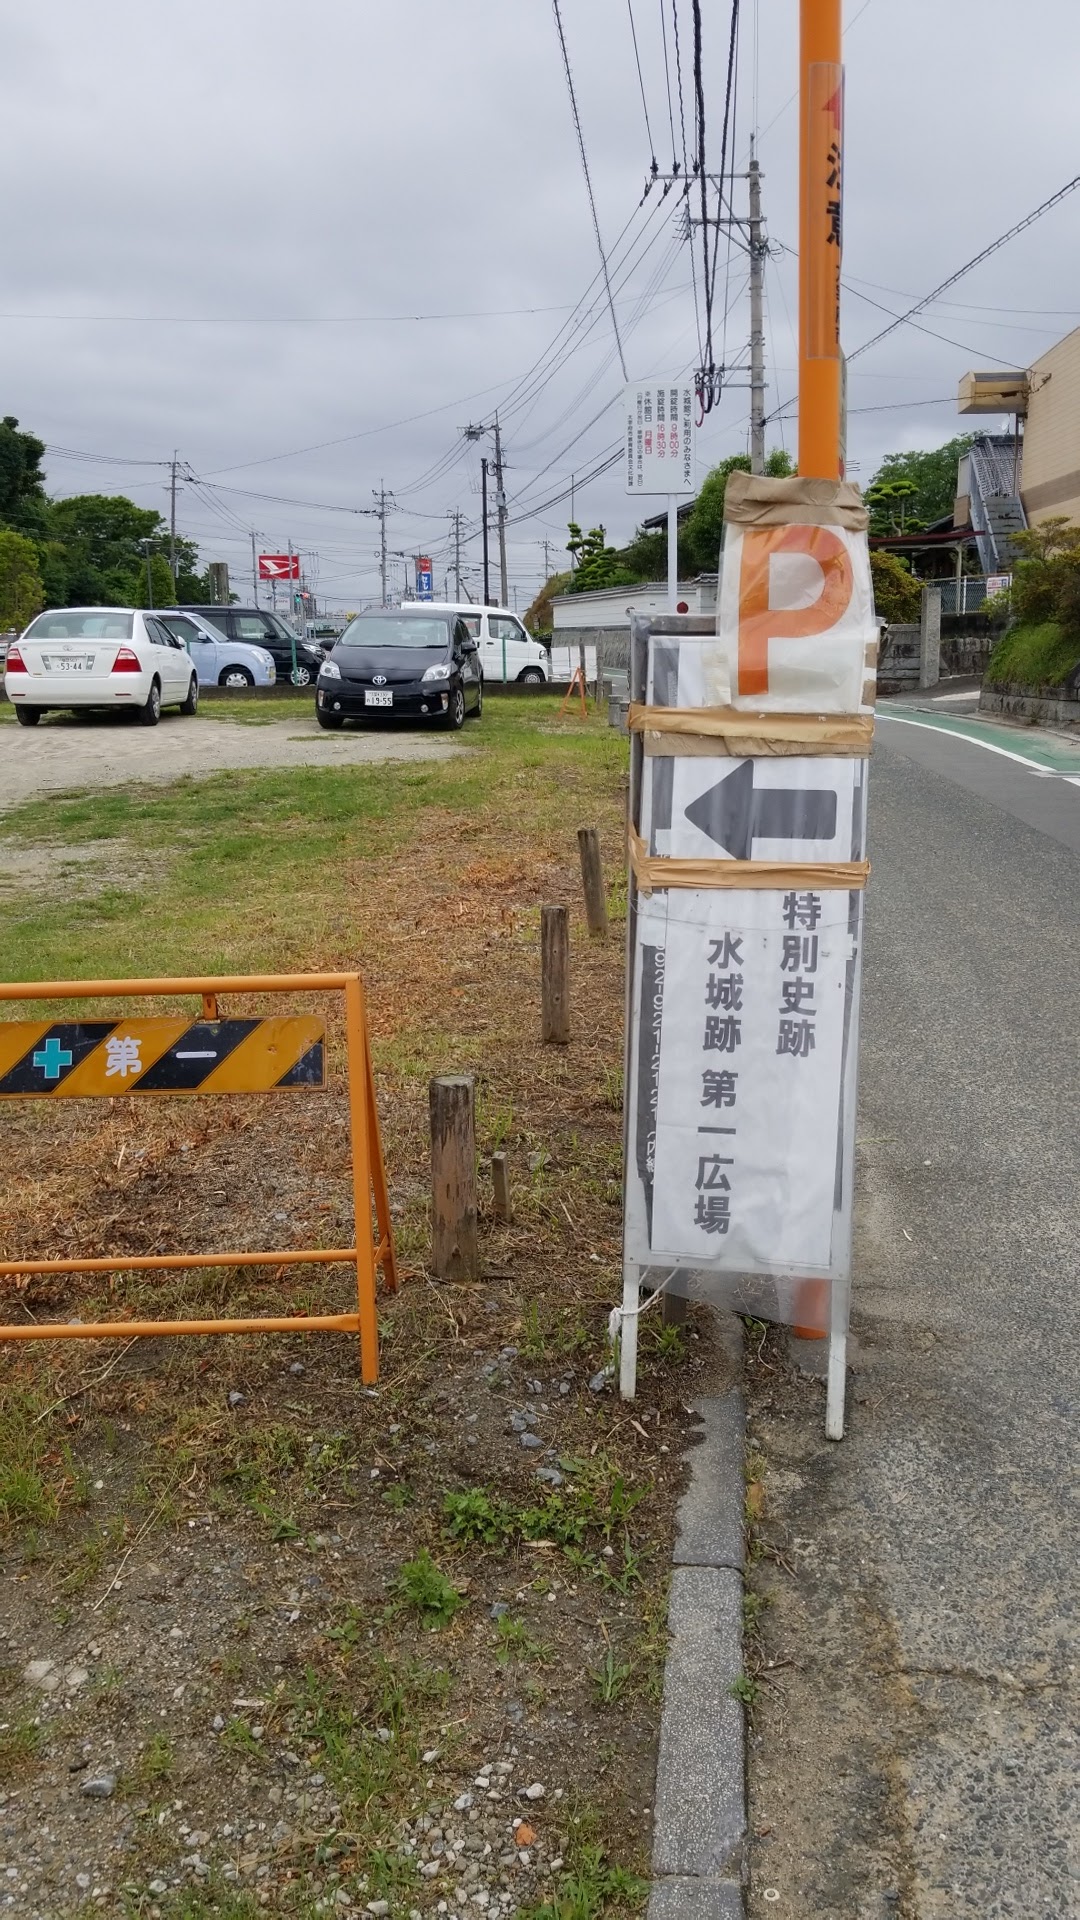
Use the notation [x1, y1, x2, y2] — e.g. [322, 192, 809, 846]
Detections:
[415, 555, 433, 601]
[623, 380, 696, 610]
[799, 0, 843, 480]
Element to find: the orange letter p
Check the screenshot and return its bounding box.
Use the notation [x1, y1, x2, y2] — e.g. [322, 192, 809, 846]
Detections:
[736, 525, 853, 696]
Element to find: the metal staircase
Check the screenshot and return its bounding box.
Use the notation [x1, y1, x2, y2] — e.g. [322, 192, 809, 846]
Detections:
[962, 433, 1027, 574]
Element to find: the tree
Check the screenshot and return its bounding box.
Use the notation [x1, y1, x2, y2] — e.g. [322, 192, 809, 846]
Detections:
[865, 475, 923, 536]
[565, 523, 635, 593]
[130, 553, 178, 608]
[866, 435, 973, 530]
[44, 494, 169, 604]
[0, 529, 45, 629]
[1008, 517, 1080, 634]
[524, 570, 572, 635]
[869, 550, 921, 624]
[0, 417, 48, 534]
[682, 449, 793, 574]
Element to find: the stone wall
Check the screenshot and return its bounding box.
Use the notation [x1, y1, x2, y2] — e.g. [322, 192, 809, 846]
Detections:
[979, 682, 1080, 726]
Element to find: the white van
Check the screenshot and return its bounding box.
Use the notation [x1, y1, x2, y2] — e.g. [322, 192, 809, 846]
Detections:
[400, 602, 549, 683]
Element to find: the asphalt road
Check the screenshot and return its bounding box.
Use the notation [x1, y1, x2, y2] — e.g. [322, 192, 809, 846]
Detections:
[747, 713, 1079, 1919]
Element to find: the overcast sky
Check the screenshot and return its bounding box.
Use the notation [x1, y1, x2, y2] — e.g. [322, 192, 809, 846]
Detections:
[4, 0, 1078, 608]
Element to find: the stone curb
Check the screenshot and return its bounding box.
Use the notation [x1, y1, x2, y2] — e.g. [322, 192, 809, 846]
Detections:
[648, 1384, 747, 1918]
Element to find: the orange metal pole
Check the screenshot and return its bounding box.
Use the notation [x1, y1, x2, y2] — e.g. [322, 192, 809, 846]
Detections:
[0, 1313, 361, 1342]
[0, 1248, 356, 1279]
[364, 1032, 398, 1292]
[798, 0, 843, 480]
[0, 973, 351, 1002]
[344, 973, 380, 1383]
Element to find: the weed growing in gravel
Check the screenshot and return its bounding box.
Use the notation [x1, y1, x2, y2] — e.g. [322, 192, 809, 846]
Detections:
[0, 1385, 88, 1532]
[521, 1836, 645, 1918]
[0, 1719, 43, 1782]
[591, 1648, 633, 1706]
[730, 1673, 761, 1707]
[394, 1549, 465, 1627]
[495, 1615, 551, 1664]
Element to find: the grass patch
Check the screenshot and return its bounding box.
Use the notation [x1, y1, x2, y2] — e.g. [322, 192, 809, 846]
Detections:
[984, 619, 1080, 688]
[393, 1549, 465, 1628]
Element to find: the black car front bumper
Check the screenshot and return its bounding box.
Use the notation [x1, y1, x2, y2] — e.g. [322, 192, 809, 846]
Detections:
[316, 681, 452, 719]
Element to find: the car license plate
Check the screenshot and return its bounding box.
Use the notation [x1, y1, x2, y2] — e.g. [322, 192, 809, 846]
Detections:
[44, 654, 94, 672]
[365, 690, 393, 707]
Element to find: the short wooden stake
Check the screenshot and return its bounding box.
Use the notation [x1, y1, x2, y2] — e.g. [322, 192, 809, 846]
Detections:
[577, 826, 608, 938]
[540, 905, 570, 1045]
[429, 1074, 479, 1280]
[491, 1151, 512, 1224]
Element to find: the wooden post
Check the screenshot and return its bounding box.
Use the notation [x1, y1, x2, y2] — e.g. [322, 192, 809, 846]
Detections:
[491, 1151, 512, 1225]
[429, 1075, 479, 1280]
[540, 905, 570, 1044]
[577, 827, 609, 938]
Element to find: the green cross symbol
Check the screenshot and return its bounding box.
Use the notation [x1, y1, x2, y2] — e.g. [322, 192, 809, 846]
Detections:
[32, 1036, 73, 1080]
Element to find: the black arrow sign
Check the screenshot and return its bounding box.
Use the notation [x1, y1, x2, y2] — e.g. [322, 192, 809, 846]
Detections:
[684, 760, 837, 860]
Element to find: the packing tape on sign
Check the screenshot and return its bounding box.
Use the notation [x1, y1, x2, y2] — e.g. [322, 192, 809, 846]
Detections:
[628, 704, 873, 758]
[628, 828, 870, 898]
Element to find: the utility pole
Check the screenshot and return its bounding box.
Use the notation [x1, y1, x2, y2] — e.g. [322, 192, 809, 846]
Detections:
[466, 420, 508, 604]
[372, 481, 395, 607]
[169, 452, 178, 585]
[480, 459, 491, 606]
[748, 144, 767, 475]
[251, 531, 259, 608]
[448, 509, 464, 599]
[540, 538, 555, 581]
[493, 417, 508, 606]
[141, 539, 154, 608]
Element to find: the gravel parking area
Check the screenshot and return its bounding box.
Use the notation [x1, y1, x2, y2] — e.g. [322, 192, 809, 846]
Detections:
[0, 712, 461, 812]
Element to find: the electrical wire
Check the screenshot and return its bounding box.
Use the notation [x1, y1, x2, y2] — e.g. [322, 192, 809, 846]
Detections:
[844, 284, 1042, 368]
[847, 172, 1080, 362]
[626, 0, 658, 176]
[658, 0, 679, 171]
[550, 0, 629, 381]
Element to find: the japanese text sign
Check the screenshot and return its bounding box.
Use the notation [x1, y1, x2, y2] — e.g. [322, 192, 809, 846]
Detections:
[624, 381, 697, 496]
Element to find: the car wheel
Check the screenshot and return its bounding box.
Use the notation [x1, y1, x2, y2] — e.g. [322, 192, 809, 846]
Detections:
[137, 679, 162, 727]
[219, 667, 254, 689]
[466, 678, 483, 719]
[180, 675, 199, 715]
[291, 666, 314, 687]
[518, 666, 546, 684]
[317, 709, 345, 731]
[14, 705, 41, 726]
[442, 685, 466, 730]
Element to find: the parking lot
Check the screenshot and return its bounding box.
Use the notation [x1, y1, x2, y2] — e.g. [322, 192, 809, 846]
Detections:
[0, 706, 461, 812]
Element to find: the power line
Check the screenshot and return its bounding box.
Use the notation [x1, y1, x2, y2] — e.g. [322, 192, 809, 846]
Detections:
[844, 284, 1045, 369]
[550, 0, 629, 381]
[626, 0, 658, 175]
[848, 172, 1080, 362]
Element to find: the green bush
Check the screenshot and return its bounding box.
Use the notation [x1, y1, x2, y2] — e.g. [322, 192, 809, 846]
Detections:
[984, 621, 1080, 688]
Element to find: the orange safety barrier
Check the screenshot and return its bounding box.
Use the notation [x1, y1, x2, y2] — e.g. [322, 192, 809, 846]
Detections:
[0, 973, 396, 1383]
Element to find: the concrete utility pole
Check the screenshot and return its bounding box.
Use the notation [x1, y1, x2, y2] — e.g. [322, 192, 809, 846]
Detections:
[541, 537, 555, 581]
[372, 482, 396, 607]
[251, 530, 259, 607]
[466, 419, 508, 605]
[169, 452, 178, 584]
[748, 145, 767, 475]
[480, 459, 491, 606]
[448, 508, 464, 599]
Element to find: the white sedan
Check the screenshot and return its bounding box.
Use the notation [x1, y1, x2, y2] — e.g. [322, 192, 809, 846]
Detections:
[3, 608, 199, 727]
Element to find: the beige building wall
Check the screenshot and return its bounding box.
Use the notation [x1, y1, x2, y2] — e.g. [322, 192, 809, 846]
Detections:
[1022, 326, 1080, 523]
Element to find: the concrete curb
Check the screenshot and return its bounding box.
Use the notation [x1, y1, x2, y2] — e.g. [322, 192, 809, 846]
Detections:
[648, 1384, 747, 1918]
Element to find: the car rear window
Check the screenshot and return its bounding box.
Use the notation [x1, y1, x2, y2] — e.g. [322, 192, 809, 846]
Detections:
[25, 611, 134, 640]
[339, 616, 450, 648]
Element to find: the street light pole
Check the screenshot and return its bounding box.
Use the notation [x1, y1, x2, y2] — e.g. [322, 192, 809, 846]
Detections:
[799, 0, 843, 479]
[480, 459, 491, 606]
[748, 144, 767, 475]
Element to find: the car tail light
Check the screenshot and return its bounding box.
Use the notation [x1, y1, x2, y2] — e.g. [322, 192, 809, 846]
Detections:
[5, 645, 26, 672]
[111, 647, 142, 673]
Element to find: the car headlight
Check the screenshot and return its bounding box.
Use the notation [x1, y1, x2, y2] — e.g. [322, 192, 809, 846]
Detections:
[422, 662, 451, 682]
[320, 659, 341, 680]
[259, 650, 274, 667]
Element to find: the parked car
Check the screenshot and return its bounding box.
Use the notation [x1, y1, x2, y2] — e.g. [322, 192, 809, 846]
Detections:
[179, 606, 324, 686]
[156, 610, 276, 688]
[316, 609, 483, 731]
[4, 608, 198, 726]
[400, 602, 549, 682]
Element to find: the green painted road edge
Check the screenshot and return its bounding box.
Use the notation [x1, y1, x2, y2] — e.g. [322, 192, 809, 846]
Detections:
[878, 706, 1080, 775]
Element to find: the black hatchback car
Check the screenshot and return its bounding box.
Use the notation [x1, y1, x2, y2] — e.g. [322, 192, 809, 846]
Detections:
[316, 610, 483, 730]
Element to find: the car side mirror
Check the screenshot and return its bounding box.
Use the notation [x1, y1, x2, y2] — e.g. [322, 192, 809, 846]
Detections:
[463, 638, 478, 654]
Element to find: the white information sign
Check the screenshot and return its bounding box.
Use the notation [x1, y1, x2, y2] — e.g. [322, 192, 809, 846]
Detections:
[624, 380, 697, 496]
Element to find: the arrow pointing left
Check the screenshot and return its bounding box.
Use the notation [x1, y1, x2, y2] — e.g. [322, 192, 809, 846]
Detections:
[684, 760, 838, 859]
